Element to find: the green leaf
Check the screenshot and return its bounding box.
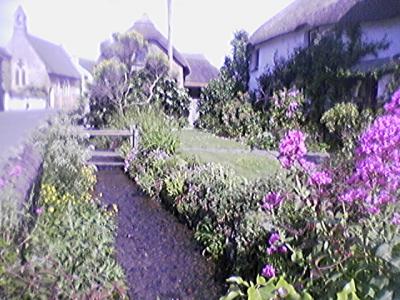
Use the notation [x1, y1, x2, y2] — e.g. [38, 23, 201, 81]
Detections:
[227, 276, 250, 288]
[220, 290, 242, 300]
[247, 286, 263, 300]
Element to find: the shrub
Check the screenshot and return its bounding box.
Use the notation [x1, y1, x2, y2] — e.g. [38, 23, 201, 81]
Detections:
[109, 107, 180, 155]
[0, 115, 126, 299]
[40, 115, 95, 198]
[320, 102, 374, 153]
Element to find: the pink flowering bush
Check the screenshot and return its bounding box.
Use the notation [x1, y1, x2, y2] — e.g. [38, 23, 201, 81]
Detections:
[246, 89, 400, 299]
[278, 130, 307, 169]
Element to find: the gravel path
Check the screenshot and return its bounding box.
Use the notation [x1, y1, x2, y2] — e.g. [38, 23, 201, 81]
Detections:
[96, 169, 223, 300]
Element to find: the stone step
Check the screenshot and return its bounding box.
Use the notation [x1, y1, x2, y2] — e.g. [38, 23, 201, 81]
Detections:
[90, 150, 122, 158]
[90, 161, 125, 167]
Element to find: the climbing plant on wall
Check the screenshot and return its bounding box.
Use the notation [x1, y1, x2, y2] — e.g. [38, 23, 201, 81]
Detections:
[257, 25, 389, 124]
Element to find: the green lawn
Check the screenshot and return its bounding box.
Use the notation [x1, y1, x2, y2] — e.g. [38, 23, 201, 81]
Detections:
[179, 129, 280, 180]
[180, 128, 248, 150]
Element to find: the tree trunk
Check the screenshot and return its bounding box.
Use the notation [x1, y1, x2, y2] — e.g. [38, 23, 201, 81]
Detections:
[167, 0, 173, 75]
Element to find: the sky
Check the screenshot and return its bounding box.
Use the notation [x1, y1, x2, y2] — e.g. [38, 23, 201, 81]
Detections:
[0, 0, 294, 68]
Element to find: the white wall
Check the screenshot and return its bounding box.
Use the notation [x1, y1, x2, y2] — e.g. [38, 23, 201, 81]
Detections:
[249, 29, 307, 91]
[249, 17, 400, 92]
[4, 93, 47, 111]
[361, 17, 400, 61]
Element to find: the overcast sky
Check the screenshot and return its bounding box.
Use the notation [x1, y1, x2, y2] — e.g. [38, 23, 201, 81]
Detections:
[0, 0, 294, 68]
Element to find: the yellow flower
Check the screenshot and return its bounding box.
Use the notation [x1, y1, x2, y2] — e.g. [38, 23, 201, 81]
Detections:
[48, 206, 55, 213]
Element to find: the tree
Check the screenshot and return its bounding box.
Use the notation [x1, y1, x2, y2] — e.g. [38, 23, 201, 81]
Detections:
[222, 30, 251, 94]
[197, 30, 251, 131]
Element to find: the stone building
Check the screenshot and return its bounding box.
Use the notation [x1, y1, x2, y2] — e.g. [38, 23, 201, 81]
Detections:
[0, 47, 11, 111]
[3, 6, 81, 111]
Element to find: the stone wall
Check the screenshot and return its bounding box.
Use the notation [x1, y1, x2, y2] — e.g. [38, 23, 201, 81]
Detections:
[0, 141, 43, 208]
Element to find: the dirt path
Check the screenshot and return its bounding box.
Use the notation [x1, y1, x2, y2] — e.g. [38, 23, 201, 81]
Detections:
[95, 169, 223, 300]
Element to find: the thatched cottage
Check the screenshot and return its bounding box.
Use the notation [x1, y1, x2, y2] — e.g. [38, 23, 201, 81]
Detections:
[249, 0, 400, 98]
[2, 6, 81, 111]
[183, 53, 219, 98]
[128, 15, 190, 88]
[128, 15, 218, 93]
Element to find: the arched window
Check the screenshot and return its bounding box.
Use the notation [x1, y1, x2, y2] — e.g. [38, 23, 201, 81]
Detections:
[21, 69, 26, 86]
[15, 69, 20, 86]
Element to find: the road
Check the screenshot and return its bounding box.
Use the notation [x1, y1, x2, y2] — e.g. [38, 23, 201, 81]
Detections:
[0, 110, 53, 162]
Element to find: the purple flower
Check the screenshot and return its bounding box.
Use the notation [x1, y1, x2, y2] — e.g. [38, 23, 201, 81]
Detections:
[342, 91, 400, 214]
[308, 171, 332, 186]
[278, 245, 288, 254]
[268, 233, 280, 245]
[0, 178, 5, 189]
[392, 213, 400, 225]
[278, 130, 307, 169]
[35, 207, 44, 216]
[384, 89, 400, 115]
[261, 264, 276, 278]
[9, 165, 22, 178]
[261, 192, 284, 211]
[266, 245, 277, 256]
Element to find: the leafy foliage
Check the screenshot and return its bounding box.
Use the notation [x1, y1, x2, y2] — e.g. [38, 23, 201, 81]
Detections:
[197, 30, 252, 135]
[88, 31, 190, 127]
[258, 25, 388, 123]
[0, 115, 126, 299]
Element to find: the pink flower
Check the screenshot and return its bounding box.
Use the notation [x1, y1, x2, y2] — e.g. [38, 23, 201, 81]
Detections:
[278, 245, 288, 254]
[0, 178, 5, 189]
[268, 233, 280, 245]
[308, 171, 332, 186]
[266, 245, 277, 256]
[278, 130, 307, 169]
[261, 264, 276, 278]
[261, 192, 284, 211]
[384, 89, 400, 115]
[9, 165, 22, 178]
[35, 207, 44, 216]
[392, 213, 400, 225]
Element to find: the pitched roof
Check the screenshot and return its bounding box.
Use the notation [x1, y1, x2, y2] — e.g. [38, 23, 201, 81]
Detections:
[128, 15, 190, 76]
[250, 0, 400, 46]
[27, 35, 81, 79]
[78, 58, 96, 75]
[0, 47, 11, 59]
[183, 54, 219, 87]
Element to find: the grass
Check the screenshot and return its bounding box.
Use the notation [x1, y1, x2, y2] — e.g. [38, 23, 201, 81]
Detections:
[180, 128, 248, 150]
[179, 129, 280, 180]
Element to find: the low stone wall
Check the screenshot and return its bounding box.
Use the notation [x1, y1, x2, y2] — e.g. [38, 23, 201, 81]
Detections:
[0, 142, 43, 207]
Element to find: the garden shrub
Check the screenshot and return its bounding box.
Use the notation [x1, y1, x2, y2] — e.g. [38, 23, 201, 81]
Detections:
[109, 106, 180, 155]
[321, 102, 374, 153]
[0, 115, 126, 299]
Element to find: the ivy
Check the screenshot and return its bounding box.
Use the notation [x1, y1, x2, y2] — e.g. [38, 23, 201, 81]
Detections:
[257, 25, 389, 124]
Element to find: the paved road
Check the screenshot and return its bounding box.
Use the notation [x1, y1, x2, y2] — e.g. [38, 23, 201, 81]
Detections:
[0, 110, 53, 162]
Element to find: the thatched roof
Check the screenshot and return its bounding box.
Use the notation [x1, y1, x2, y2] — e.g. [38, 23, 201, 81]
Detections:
[250, 0, 400, 46]
[128, 15, 190, 76]
[0, 47, 11, 59]
[183, 54, 219, 88]
[28, 35, 81, 80]
[79, 58, 96, 75]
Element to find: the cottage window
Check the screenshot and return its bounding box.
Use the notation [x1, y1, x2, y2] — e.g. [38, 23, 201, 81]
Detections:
[252, 49, 260, 72]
